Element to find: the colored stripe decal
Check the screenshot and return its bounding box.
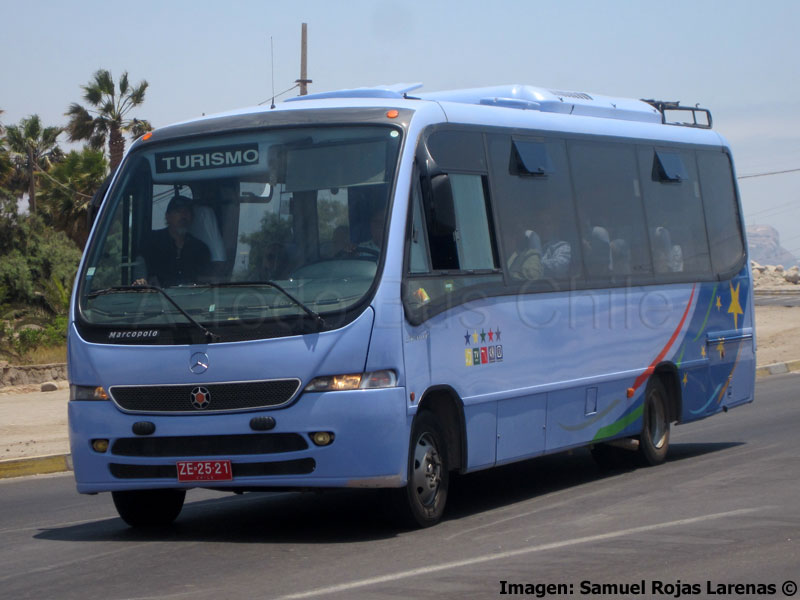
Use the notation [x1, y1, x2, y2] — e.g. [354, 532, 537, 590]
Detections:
[692, 283, 718, 342]
[675, 343, 686, 368]
[631, 284, 697, 393]
[558, 398, 621, 431]
[716, 344, 743, 405]
[689, 384, 723, 415]
[593, 404, 643, 441]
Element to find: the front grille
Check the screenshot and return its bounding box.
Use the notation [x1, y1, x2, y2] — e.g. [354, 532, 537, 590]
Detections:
[109, 458, 316, 479]
[109, 379, 301, 413]
[111, 433, 308, 457]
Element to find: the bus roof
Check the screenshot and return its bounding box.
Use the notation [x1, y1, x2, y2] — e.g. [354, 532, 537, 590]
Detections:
[137, 83, 724, 151]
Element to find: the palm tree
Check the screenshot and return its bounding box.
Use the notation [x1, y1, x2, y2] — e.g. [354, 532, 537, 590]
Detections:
[4, 115, 63, 215]
[38, 147, 107, 248]
[0, 109, 11, 190]
[65, 69, 151, 171]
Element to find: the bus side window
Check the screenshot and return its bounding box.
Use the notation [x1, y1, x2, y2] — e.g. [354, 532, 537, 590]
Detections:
[639, 147, 711, 278]
[569, 141, 651, 281]
[487, 134, 582, 286]
[696, 151, 745, 277]
[449, 174, 497, 270]
[409, 178, 431, 274]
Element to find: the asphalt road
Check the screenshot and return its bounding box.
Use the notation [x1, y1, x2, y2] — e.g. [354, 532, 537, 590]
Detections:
[1, 375, 798, 600]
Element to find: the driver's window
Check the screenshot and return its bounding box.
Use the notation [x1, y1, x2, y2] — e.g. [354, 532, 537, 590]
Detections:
[409, 178, 431, 274]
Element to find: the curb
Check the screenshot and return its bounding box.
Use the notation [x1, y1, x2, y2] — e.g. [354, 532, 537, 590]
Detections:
[756, 359, 800, 378]
[0, 454, 72, 480]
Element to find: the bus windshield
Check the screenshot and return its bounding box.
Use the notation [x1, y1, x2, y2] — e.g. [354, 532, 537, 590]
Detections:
[77, 125, 402, 339]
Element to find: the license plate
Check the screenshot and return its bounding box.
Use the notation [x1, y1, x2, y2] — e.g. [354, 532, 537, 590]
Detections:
[177, 460, 232, 482]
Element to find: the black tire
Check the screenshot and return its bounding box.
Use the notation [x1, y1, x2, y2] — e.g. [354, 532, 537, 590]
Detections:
[394, 411, 449, 528]
[112, 489, 186, 528]
[638, 378, 671, 466]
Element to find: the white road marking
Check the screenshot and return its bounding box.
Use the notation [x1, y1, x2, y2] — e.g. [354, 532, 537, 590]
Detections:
[279, 507, 763, 599]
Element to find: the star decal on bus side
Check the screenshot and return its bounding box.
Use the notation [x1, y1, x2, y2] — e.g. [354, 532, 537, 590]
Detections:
[727, 282, 743, 329]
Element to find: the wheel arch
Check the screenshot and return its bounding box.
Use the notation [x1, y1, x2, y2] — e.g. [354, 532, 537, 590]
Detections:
[652, 362, 682, 424]
[416, 385, 467, 473]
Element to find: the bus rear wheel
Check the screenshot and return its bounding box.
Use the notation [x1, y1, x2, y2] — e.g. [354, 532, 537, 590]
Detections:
[112, 489, 186, 528]
[638, 378, 671, 466]
[394, 411, 449, 528]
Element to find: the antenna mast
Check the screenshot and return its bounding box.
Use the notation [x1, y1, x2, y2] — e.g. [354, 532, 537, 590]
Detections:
[270, 36, 276, 109]
[296, 22, 312, 96]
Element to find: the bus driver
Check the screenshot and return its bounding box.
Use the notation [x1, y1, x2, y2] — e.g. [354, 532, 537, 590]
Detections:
[134, 195, 211, 287]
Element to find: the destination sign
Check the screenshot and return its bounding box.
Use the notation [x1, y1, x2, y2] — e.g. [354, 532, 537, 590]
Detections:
[155, 144, 259, 174]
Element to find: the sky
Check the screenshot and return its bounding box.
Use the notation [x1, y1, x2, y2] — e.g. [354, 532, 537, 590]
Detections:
[2, 0, 799, 255]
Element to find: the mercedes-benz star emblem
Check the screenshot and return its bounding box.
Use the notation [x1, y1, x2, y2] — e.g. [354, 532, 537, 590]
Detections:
[189, 352, 209, 374]
[191, 387, 211, 410]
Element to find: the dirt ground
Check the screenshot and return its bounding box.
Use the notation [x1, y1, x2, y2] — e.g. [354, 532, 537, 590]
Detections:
[0, 305, 797, 461]
[750, 305, 800, 365]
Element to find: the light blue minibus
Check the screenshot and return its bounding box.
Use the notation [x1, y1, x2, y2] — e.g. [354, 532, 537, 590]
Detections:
[69, 83, 754, 527]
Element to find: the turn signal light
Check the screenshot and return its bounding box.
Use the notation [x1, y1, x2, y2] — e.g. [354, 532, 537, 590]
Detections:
[70, 385, 109, 401]
[304, 370, 397, 392]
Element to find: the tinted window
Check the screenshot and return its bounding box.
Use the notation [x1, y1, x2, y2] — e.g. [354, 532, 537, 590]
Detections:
[510, 139, 554, 176]
[408, 179, 430, 274]
[653, 149, 689, 182]
[569, 141, 651, 281]
[488, 134, 580, 285]
[639, 147, 712, 276]
[697, 151, 745, 275]
[427, 130, 486, 172]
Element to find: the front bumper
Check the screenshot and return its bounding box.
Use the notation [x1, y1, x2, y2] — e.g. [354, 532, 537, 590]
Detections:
[69, 387, 410, 493]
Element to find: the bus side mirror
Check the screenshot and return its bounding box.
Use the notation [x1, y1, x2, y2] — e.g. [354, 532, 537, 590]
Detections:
[428, 173, 455, 235]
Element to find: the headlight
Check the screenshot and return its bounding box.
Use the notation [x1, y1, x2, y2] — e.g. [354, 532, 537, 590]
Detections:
[70, 385, 109, 401]
[304, 370, 397, 392]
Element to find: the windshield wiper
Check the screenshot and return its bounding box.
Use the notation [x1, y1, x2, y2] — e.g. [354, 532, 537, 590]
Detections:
[86, 285, 220, 342]
[196, 281, 327, 329]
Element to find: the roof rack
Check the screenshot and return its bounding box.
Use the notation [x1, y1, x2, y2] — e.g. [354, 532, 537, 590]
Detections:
[286, 83, 715, 128]
[641, 100, 713, 129]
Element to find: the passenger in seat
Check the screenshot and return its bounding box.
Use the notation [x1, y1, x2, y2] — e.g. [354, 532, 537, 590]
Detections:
[533, 205, 571, 279]
[507, 224, 543, 281]
[653, 226, 684, 273]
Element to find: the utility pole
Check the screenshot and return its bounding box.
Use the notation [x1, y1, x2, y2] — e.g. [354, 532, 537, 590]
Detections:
[296, 22, 312, 95]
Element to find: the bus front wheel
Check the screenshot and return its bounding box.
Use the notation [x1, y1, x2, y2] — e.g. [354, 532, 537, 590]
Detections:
[112, 489, 186, 528]
[395, 411, 449, 528]
[638, 378, 671, 466]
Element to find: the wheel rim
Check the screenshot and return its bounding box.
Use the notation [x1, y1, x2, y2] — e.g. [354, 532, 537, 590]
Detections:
[411, 432, 442, 507]
[648, 393, 668, 449]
